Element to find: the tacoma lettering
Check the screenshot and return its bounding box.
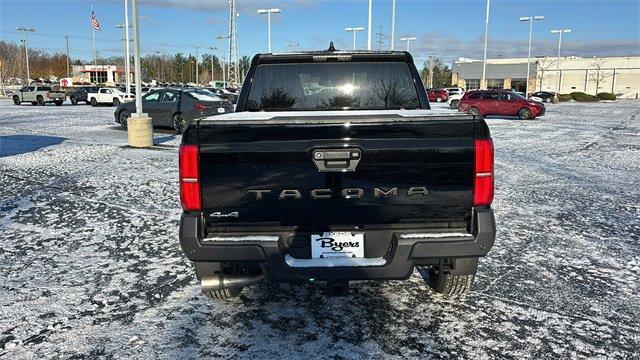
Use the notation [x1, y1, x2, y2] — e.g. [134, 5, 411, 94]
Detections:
[247, 187, 429, 200]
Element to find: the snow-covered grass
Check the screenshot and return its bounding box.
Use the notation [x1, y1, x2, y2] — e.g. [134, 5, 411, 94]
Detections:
[0, 99, 639, 359]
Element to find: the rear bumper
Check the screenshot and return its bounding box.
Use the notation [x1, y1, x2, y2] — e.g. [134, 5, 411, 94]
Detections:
[179, 209, 496, 281]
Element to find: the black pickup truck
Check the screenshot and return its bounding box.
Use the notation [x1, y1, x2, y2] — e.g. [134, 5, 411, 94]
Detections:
[179, 46, 496, 298]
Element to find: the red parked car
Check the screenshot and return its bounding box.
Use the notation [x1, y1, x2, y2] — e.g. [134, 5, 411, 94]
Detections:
[427, 89, 448, 102]
[459, 90, 545, 120]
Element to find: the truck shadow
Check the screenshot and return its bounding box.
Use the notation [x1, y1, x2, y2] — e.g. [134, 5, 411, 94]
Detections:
[0, 135, 65, 157]
[161, 276, 464, 358]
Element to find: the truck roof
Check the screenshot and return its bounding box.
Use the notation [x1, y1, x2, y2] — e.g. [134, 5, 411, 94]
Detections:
[255, 43, 413, 63]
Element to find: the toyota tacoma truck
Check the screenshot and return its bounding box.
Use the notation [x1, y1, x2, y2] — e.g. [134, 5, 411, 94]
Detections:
[87, 87, 134, 106]
[12, 85, 66, 106]
[179, 45, 496, 298]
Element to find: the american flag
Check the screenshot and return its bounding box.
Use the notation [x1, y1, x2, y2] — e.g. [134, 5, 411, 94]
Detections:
[91, 10, 101, 31]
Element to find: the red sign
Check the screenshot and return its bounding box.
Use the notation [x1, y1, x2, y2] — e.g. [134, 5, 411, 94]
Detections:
[61, 78, 69, 86]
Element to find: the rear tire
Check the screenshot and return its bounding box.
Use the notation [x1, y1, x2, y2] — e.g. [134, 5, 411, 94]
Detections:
[425, 258, 479, 296]
[467, 106, 481, 117]
[112, 98, 120, 106]
[118, 110, 131, 129]
[55, 101, 63, 106]
[172, 113, 187, 134]
[36, 96, 45, 106]
[90, 98, 97, 107]
[13, 96, 20, 105]
[518, 108, 532, 120]
[70, 96, 78, 105]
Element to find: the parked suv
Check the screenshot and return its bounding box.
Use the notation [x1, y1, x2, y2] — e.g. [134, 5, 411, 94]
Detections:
[69, 86, 99, 105]
[459, 90, 545, 120]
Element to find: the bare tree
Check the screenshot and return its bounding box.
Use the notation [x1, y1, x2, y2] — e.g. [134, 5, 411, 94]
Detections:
[535, 58, 556, 91]
[589, 59, 613, 94]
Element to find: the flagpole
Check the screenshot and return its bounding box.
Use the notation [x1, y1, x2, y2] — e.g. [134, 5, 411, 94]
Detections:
[92, 5, 97, 71]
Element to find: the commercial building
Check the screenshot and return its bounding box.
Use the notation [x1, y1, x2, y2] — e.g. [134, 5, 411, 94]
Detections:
[451, 56, 640, 98]
[71, 65, 133, 86]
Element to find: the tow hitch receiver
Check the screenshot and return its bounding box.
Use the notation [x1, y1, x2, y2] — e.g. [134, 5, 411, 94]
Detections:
[326, 279, 350, 296]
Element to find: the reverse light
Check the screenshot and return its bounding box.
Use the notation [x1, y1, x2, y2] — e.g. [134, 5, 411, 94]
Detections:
[179, 144, 202, 211]
[473, 139, 494, 206]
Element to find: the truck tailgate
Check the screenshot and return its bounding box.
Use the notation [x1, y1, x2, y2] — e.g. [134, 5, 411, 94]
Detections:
[195, 111, 478, 229]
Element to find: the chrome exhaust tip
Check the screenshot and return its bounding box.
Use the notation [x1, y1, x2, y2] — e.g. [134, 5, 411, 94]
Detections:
[200, 272, 265, 293]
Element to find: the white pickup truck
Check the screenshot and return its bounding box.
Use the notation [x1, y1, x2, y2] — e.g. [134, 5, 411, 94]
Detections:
[13, 85, 66, 106]
[87, 88, 134, 107]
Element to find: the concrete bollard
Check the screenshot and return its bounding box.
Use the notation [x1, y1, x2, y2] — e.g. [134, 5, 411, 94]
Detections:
[127, 113, 154, 147]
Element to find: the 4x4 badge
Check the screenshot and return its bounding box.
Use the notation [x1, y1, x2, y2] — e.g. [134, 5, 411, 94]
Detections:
[211, 211, 239, 218]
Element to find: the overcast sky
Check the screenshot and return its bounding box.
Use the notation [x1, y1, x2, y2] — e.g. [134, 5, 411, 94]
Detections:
[1, 0, 639, 66]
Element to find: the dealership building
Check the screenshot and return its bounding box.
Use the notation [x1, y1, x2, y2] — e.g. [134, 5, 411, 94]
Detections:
[451, 56, 640, 98]
[71, 64, 133, 86]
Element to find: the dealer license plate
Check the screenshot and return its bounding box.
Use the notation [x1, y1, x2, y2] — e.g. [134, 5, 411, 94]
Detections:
[311, 232, 364, 259]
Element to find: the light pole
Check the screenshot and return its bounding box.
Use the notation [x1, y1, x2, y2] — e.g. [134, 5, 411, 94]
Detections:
[390, 0, 396, 50]
[400, 36, 416, 52]
[64, 35, 71, 78]
[345, 27, 364, 50]
[128, 0, 153, 148]
[428, 51, 437, 88]
[116, 24, 128, 85]
[550, 29, 571, 98]
[216, 35, 229, 88]
[519, 15, 544, 97]
[155, 50, 161, 83]
[123, 0, 131, 94]
[208, 46, 217, 86]
[16, 27, 35, 84]
[195, 46, 200, 85]
[257, 8, 281, 53]
[367, 0, 372, 50]
[481, 0, 490, 89]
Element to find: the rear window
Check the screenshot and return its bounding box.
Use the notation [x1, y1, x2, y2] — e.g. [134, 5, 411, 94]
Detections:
[185, 89, 224, 102]
[40, 86, 52, 91]
[246, 62, 420, 111]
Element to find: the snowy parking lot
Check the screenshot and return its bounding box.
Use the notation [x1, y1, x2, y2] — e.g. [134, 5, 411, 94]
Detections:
[1, 99, 639, 359]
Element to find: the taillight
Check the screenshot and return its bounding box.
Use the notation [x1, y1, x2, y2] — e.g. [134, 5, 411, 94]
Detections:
[179, 144, 202, 211]
[45, 91, 50, 98]
[473, 139, 494, 206]
[194, 103, 205, 110]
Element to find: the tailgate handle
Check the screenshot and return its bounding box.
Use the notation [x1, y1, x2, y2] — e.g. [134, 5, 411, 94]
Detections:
[312, 149, 361, 172]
